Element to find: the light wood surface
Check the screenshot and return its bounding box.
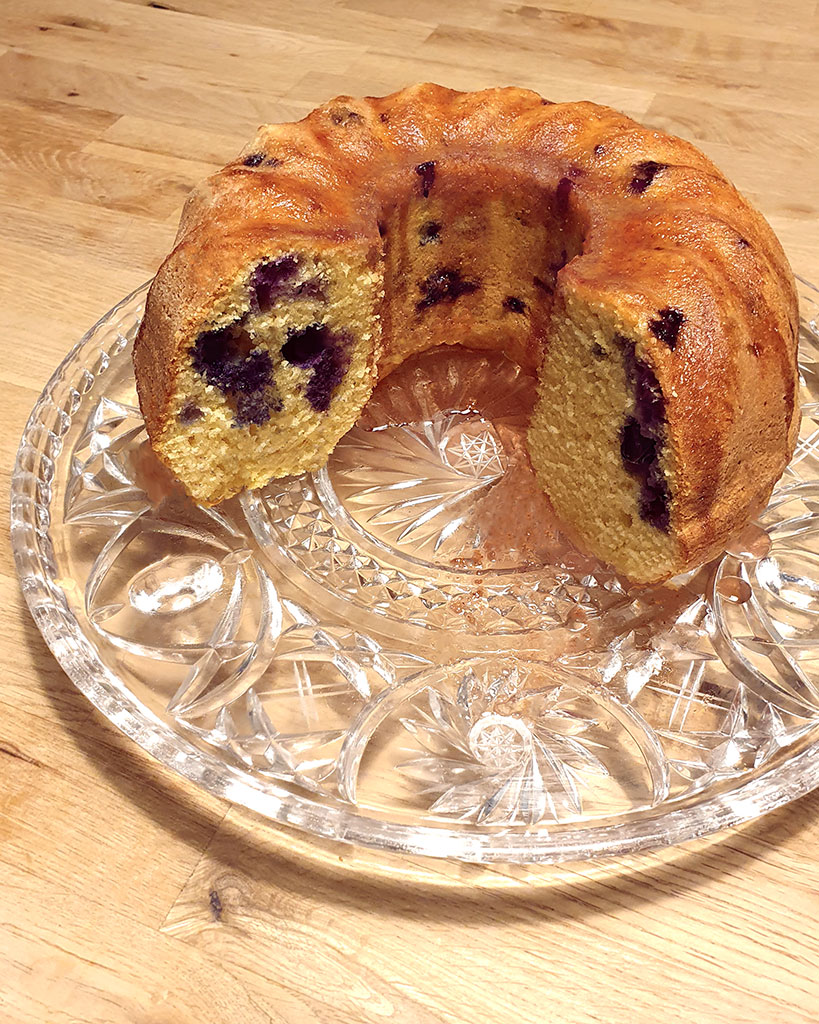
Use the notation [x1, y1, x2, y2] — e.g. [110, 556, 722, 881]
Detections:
[2, 2, 819, 1021]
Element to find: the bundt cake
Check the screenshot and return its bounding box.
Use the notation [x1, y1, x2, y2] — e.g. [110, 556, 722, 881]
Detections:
[133, 84, 800, 584]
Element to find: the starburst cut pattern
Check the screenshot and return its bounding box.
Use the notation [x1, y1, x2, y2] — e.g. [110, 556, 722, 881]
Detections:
[443, 423, 507, 477]
[382, 661, 669, 825]
[329, 411, 508, 552]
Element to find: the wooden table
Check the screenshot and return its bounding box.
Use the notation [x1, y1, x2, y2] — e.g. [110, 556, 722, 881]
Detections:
[2, 2, 819, 1021]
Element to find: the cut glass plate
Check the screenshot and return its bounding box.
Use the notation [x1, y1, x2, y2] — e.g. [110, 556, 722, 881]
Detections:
[11, 277, 819, 863]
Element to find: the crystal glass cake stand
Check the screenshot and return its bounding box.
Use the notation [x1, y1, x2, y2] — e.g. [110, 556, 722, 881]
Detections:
[11, 278, 819, 863]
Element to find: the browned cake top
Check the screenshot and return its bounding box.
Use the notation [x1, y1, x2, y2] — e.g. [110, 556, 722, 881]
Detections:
[135, 83, 799, 566]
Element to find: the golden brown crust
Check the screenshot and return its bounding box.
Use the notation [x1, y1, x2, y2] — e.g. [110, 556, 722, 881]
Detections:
[134, 83, 799, 576]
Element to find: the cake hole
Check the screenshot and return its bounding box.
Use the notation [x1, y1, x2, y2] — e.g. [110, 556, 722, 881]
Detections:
[617, 337, 671, 532]
[282, 323, 331, 367]
[296, 278, 327, 300]
[621, 415, 657, 469]
[629, 160, 667, 194]
[330, 108, 362, 125]
[419, 220, 442, 245]
[282, 324, 351, 412]
[619, 336, 665, 433]
[242, 152, 265, 167]
[555, 176, 573, 215]
[251, 255, 299, 310]
[648, 307, 685, 349]
[503, 296, 526, 314]
[417, 268, 479, 309]
[178, 402, 203, 424]
[550, 249, 569, 275]
[415, 161, 436, 197]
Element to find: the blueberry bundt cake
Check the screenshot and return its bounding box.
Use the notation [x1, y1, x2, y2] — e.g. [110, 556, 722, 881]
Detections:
[133, 84, 800, 584]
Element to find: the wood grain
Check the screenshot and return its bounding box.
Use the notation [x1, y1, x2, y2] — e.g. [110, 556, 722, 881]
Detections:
[2, 2, 818, 1021]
